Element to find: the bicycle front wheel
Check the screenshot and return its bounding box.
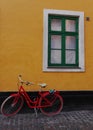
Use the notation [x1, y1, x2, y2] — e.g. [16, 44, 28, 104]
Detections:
[1, 95, 24, 117]
[39, 93, 63, 116]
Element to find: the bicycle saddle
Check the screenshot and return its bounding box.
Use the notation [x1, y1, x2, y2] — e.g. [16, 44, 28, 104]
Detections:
[38, 83, 47, 88]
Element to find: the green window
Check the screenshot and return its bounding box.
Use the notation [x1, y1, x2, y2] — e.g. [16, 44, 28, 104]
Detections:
[48, 15, 79, 68]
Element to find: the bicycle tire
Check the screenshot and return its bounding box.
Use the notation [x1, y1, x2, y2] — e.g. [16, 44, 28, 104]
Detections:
[39, 93, 63, 116]
[1, 95, 24, 117]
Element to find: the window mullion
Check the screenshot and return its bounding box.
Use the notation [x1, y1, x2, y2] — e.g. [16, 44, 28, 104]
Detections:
[48, 17, 51, 66]
[62, 18, 65, 66]
[76, 35, 79, 65]
[75, 18, 79, 66]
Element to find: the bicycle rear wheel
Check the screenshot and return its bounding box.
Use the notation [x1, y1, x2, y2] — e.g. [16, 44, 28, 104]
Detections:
[39, 93, 63, 116]
[1, 95, 24, 117]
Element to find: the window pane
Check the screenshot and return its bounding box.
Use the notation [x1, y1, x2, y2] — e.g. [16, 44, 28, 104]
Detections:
[66, 36, 76, 49]
[66, 20, 76, 32]
[51, 19, 61, 31]
[51, 50, 61, 64]
[51, 35, 62, 49]
[66, 51, 76, 64]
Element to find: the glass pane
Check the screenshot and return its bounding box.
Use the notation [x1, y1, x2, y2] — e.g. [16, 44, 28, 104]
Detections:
[66, 50, 76, 64]
[51, 19, 61, 31]
[51, 35, 62, 49]
[51, 50, 61, 64]
[66, 36, 76, 49]
[66, 20, 76, 32]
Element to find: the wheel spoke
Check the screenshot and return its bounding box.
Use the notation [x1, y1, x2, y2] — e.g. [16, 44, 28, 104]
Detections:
[39, 94, 63, 116]
[1, 95, 24, 116]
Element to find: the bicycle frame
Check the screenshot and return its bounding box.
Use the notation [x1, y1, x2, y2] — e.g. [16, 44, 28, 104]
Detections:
[1, 75, 63, 117]
[11, 85, 56, 109]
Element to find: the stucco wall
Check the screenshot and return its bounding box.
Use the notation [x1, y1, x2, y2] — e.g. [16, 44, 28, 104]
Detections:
[0, 0, 93, 91]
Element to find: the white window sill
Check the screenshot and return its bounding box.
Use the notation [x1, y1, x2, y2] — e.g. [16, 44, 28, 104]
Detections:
[43, 67, 85, 72]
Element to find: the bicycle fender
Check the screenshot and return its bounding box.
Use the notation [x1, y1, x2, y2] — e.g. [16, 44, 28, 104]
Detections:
[55, 91, 60, 94]
[10, 93, 20, 97]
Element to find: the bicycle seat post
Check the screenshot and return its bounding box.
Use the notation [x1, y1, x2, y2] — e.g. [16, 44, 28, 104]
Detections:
[40, 86, 42, 92]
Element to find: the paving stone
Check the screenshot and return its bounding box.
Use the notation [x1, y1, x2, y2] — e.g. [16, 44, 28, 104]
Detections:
[0, 110, 93, 130]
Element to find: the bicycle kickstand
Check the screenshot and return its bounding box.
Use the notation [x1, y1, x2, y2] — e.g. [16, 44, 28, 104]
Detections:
[34, 108, 38, 117]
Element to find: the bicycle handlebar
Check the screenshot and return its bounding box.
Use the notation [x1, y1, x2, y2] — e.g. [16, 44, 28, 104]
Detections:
[18, 75, 47, 88]
[18, 75, 34, 86]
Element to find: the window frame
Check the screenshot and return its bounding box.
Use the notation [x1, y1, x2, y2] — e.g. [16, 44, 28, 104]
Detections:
[43, 9, 84, 72]
[48, 15, 79, 67]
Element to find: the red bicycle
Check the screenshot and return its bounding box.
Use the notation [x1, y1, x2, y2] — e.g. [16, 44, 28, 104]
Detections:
[1, 75, 63, 117]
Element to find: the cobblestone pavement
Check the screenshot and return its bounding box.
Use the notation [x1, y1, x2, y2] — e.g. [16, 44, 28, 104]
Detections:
[0, 110, 93, 130]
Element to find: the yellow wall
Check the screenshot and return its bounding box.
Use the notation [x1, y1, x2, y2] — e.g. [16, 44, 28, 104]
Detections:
[0, 0, 93, 91]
